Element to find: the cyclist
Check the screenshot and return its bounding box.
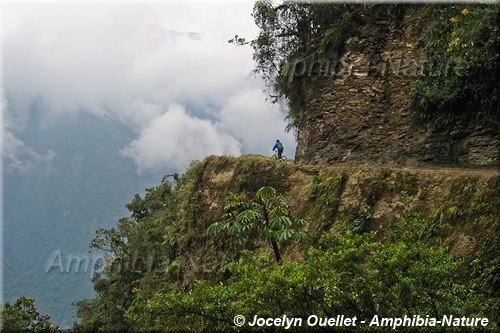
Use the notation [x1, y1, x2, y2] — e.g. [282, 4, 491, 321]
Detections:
[272, 139, 284, 159]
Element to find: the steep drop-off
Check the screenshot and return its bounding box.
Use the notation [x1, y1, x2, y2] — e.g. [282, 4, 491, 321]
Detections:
[74, 155, 500, 332]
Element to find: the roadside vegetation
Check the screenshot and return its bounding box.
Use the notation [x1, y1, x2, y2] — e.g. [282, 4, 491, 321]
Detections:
[65, 155, 500, 332]
[5, 3, 499, 332]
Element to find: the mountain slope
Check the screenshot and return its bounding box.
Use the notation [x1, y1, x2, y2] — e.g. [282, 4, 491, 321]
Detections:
[74, 155, 500, 331]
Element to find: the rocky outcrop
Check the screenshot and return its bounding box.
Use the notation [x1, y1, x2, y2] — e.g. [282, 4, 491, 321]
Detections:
[294, 5, 500, 168]
[182, 155, 500, 268]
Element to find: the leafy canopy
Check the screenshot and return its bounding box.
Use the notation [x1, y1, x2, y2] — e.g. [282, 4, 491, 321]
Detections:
[125, 217, 489, 332]
[412, 4, 500, 129]
[1, 296, 59, 333]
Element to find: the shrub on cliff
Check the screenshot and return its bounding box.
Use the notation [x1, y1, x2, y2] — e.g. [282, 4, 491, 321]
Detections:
[412, 4, 500, 129]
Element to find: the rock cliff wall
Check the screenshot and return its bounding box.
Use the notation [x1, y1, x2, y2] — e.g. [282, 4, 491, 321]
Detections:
[294, 6, 499, 168]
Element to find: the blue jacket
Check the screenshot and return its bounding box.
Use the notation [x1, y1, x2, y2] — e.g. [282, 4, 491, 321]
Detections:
[273, 142, 283, 150]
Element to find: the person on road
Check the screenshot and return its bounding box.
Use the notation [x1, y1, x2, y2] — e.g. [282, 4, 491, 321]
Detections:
[273, 139, 284, 159]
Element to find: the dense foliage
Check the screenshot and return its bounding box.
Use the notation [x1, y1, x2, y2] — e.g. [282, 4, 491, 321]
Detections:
[1, 296, 59, 333]
[412, 4, 500, 129]
[71, 157, 500, 332]
[124, 217, 490, 332]
[73, 176, 178, 332]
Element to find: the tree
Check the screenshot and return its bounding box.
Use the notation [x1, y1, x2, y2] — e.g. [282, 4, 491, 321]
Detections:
[231, 2, 386, 130]
[207, 186, 311, 264]
[1, 296, 59, 333]
[76, 179, 177, 332]
[128, 216, 485, 332]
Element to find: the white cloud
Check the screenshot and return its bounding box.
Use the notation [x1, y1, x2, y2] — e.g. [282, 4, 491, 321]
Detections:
[2, 1, 296, 173]
[3, 2, 258, 120]
[1, 95, 55, 172]
[218, 88, 295, 157]
[120, 89, 296, 173]
[120, 104, 241, 173]
[2, 124, 56, 172]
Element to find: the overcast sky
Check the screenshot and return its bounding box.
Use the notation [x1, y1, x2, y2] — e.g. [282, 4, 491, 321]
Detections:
[2, 1, 296, 173]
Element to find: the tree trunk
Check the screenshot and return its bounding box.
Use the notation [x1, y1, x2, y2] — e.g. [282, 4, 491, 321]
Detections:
[271, 240, 282, 265]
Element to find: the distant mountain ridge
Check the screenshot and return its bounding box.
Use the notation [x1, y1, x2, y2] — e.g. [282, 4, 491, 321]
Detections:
[4, 110, 163, 326]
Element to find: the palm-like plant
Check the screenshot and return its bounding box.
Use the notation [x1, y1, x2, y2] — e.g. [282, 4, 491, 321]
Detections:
[207, 186, 311, 264]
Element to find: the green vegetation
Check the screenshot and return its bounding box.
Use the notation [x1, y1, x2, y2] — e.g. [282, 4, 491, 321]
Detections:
[124, 218, 483, 332]
[1, 296, 59, 333]
[412, 4, 500, 129]
[232, 3, 499, 132]
[304, 171, 348, 232]
[70, 156, 500, 332]
[207, 186, 312, 264]
[232, 2, 393, 130]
